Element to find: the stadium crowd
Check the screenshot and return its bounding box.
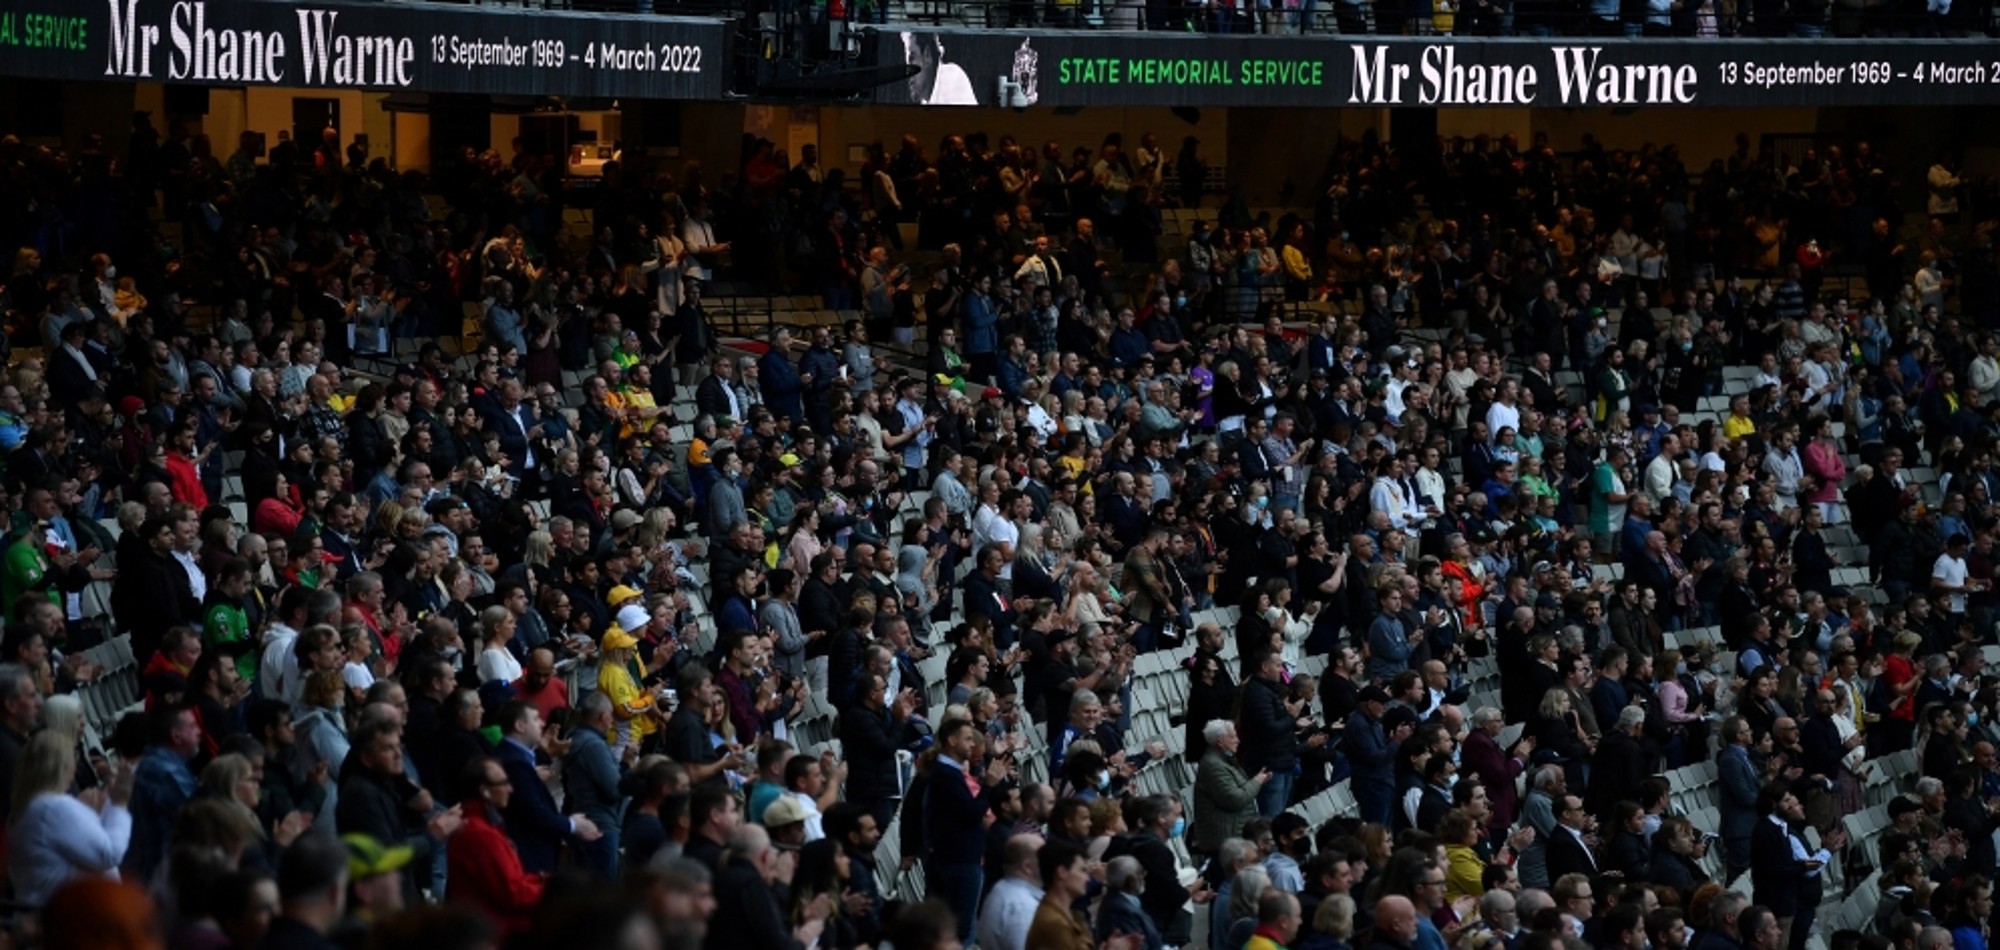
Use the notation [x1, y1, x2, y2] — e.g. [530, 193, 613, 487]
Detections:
[0, 112, 1994, 950]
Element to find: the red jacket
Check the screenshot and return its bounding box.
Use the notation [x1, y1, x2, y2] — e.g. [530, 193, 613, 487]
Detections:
[164, 450, 209, 509]
[1461, 727, 1525, 835]
[446, 800, 545, 936]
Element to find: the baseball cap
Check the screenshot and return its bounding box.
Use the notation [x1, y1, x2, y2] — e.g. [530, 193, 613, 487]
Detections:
[778, 453, 803, 468]
[602, 625, 639, 651]
[343, 833, 413, 879]
[764, 795, 809, 828]
[1359, 685, 1392, 705]
[610, 509, 644, 531]
[607, 585, 645, 607]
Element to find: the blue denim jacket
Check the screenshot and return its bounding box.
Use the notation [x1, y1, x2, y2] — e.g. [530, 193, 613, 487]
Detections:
[127, 744, 197, 879]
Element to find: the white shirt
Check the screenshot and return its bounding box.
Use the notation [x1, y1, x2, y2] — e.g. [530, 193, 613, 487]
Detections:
[260, 622, 300, 704]
[1933, 552, 1970, 614]
[8, 793, 131, 907]
[342, 660, 376, 693]
[977, 875, 1046, 950]
[1770, 813, 1832, 877]
[989, 518, 1019, 580]
[791, 790, 825, 842]
[1644, 454, 1676, 505]
[1372, 477, 1412, 531]
[1485, 400, 1521, 440]
[172, 549, 207, 610]
[971, 502, 1004, 552]
[477, 646, 523, 684]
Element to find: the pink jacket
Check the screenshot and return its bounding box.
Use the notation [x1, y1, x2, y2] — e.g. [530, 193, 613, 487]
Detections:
[1802, 440, 1847, 505]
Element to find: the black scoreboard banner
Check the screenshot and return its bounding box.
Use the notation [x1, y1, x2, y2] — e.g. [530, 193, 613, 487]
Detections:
[880, 29, 2000, 108]
[0, 0, 727, 98]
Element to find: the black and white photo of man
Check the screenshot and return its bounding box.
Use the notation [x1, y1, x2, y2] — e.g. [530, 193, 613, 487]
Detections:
[902, 31, 979, 105]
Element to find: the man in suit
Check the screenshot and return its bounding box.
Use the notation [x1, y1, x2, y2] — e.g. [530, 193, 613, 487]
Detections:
[482, 378, 539, 480]
[1546, 794, 1600, 881]
[1751, 782, 1844, 950]
[694, 355, 742, 420]
[926, 718, 1012, 943]
[963, 544, 1019, 649]
[1522, 351, 1570, 414]
[1718, 716, 1762, 881]
[1098, 856, 1164, 950]
[493, 701, 601, 874]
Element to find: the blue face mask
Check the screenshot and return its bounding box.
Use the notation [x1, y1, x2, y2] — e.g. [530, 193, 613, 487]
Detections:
[1170, 817, 1187, 838]
[1097, 770, 1112, 790]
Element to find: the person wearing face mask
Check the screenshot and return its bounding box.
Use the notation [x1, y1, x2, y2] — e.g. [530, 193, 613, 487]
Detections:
[1263, 813, 1311, 894]
[1103, 794, 1204, 946]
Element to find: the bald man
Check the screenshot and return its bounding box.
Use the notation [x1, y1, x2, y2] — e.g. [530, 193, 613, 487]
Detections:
[1373, 895, 1420, 950]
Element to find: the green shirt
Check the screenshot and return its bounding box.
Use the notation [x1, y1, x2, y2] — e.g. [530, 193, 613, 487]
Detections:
[1589, 461, 1627, 536]
[1, 537, 54, 615]
[204, 600, 257, 682]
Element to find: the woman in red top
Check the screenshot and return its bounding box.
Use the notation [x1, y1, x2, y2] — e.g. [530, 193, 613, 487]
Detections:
[252, 471, 304, 537]
[447, 756, 545, 937]
[1878, 629, 1924, 757]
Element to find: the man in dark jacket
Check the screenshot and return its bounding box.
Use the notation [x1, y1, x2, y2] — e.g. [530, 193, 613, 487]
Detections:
[1587, 706, 1657, 824]
[1097, 855, 1165, 950]
[759, 328, 806, 426]
[1750, 782, 1842, 950]
[694, 355, 742, 421]
[1347, 686, 1397, 826]
[493, 701, 600, 874]
[924, 718, 1012, 943]
[711, 824, 824, 950]
[840, 672, 919, 831]
[334, 719, 435, 905]
[561, 693, 625, 879]
[110, 514, 196, 662]
[1103, 794, 1200, 947]
[1545, 794, 1601, 881]
[963, 544, 1019, 651]
[1238, 650, 1301, 818]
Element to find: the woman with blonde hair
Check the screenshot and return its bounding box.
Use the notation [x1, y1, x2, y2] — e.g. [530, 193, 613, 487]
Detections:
[474, 605, 523, 683]
[198, 753, 307, 856]
[8, 731, 133, 906]
[1086, 794, 1126, 863]
[41, 694, 82, 743]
